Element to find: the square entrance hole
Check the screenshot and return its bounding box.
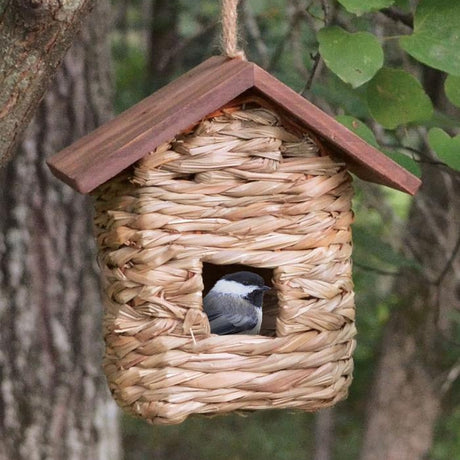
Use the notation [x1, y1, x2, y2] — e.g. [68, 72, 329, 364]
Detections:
[202, 263, 279, 337]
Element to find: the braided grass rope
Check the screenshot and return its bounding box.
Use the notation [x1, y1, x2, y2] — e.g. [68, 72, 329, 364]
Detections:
[221, 0, 246, 59]
[93, 104, 356, 425]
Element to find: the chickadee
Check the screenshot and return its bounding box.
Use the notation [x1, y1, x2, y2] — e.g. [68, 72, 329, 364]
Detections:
[203, 271, 270, 335]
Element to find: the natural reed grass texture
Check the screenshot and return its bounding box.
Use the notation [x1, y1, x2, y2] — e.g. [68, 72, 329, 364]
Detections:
[93, 105, 356, 425]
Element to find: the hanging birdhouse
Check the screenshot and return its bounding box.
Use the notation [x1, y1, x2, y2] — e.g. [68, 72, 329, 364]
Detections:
[47, 56, 420, 425]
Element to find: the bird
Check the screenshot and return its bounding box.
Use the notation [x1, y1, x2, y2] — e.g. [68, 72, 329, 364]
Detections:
[203, 271, 270, 335]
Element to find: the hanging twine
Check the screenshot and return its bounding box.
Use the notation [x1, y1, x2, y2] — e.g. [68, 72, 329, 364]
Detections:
[221, 0, 246, 60]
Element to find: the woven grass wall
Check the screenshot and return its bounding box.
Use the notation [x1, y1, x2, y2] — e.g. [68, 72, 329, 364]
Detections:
[93, 104, 356, 425]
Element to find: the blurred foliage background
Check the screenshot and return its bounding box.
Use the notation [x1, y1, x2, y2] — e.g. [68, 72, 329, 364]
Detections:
[109, 1, 459, 458]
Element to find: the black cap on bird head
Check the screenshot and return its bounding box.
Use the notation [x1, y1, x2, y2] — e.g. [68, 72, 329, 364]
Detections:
[221, 271, 270, 308]
[221, 271, 268, 289]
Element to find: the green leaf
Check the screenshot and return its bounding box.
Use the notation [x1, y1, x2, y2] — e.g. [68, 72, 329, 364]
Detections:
[428, 128, 460, 170]
[399, 0, 460, 76]
[337, 0, 395, 15]
[312, 74, 370, 119]
[445, 75, 460, 108]
[394, 0, 410, 11]
[336, 115, 379, 147]
[367, 68, 433, 129]
[318, 27, 384, 88]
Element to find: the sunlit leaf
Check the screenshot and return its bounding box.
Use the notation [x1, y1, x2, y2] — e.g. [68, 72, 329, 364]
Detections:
[337, 0, 395, 15]
[367, 68, 433, 129]
[318, 26, 383, 88]
[400, 0, 460, 75]
[445, 75, 460, 108]
[428, 127, 460, 171]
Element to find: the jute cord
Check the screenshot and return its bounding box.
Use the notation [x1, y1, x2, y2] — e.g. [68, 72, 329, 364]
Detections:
[221, 0, 246, 59]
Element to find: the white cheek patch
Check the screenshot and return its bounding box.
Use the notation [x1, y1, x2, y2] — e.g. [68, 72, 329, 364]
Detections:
[212, 279, 258, 296]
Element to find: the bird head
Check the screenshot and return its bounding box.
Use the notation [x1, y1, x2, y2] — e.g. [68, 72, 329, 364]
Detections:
[210, 271, 271, 308]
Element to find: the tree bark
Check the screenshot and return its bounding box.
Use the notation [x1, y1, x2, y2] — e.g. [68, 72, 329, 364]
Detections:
[360, 161, 460, 459]
[313, 408, 334, 460]
[146, 0, 180, 90]
[0, 0, 94, 166]
[0, 2, 121, 459]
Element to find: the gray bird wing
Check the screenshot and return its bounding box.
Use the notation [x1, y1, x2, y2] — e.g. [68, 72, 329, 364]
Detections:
[203, 292, 259, 335]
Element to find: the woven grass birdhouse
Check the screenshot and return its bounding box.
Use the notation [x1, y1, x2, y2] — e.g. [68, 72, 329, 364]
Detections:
[48, 57, 420, 425]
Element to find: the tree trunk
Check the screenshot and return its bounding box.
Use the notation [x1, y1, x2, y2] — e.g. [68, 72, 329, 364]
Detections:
[146, 0, 180, 90]
[0, 0, 95, 166]
[0, 2, 121, 460]
[360, 161, 460, 459]
[313, 408, 334, 460]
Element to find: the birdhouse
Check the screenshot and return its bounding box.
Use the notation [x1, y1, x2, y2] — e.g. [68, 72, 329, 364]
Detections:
[47, 56, 420, 425]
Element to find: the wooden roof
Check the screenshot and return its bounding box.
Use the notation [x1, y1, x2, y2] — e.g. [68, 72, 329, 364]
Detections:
[47, 56, 421, 195]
